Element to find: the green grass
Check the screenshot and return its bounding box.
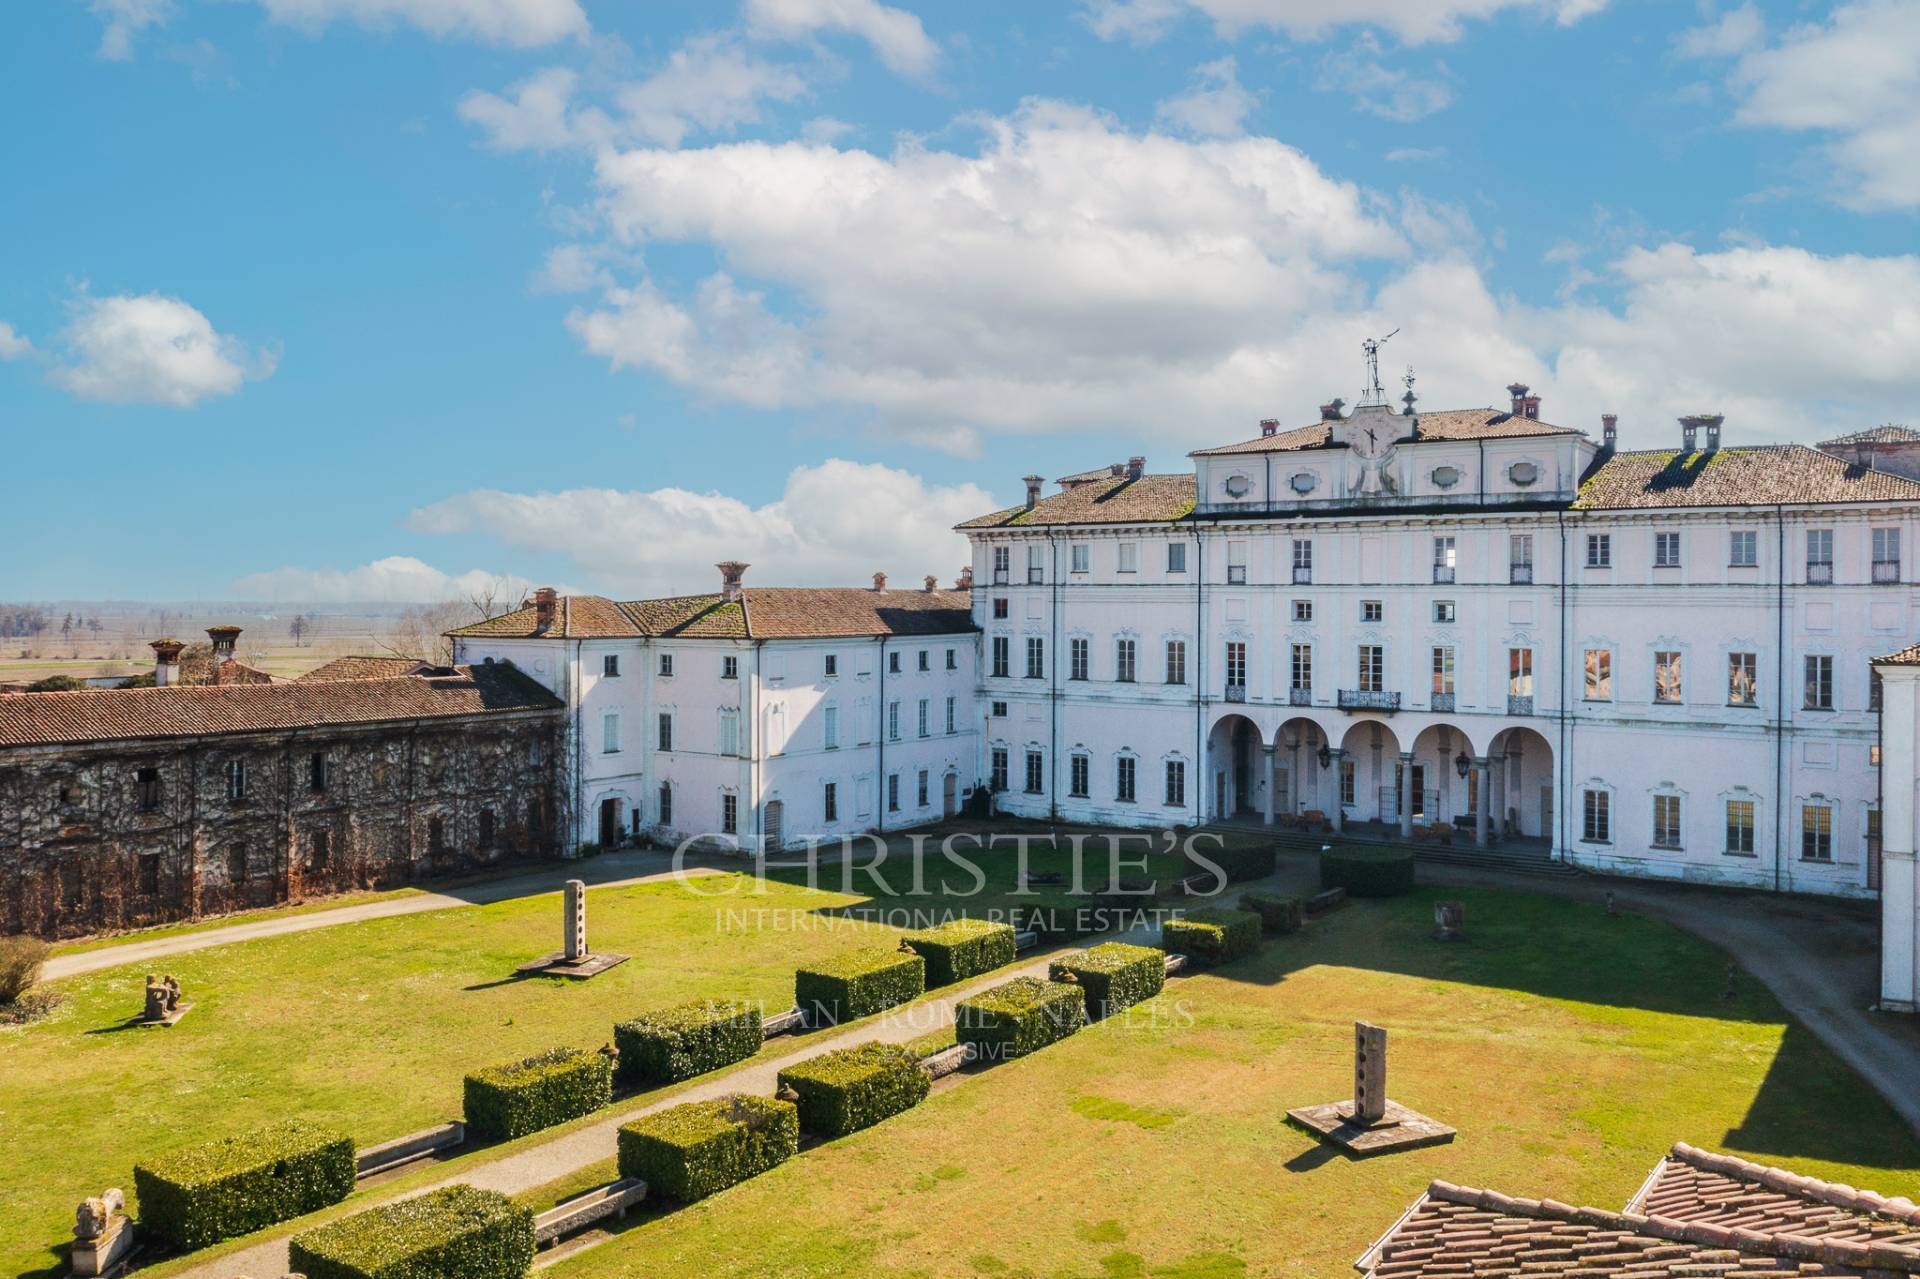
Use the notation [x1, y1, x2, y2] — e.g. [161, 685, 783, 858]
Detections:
[0, 872, 898, 1278]
[46, 888, 429, 956]
[540, 885, 1920, 1279]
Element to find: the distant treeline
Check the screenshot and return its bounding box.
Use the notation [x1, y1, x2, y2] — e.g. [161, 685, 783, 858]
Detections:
[0, 607, 51, 638]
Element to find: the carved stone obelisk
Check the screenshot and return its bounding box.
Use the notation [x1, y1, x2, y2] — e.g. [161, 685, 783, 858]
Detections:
[517, 878, 627, 979]
[564, 878, 588, 962]
[1346, 1021, 1387, 1126]
[1287, 1020, 1454, 1157]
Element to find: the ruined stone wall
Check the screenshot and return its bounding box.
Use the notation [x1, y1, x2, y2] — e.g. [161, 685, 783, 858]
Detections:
[0, 711, 565, 939]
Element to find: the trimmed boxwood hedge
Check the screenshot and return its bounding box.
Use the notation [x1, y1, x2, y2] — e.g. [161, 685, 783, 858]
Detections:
[901, 917, 1018, 986]
[1161, 907, 1261, 965]
[133, 1119, 354, 1252]
[617, 1094, 799, 1202]
[1320, 846, 1416, 897]
[794, 947, 925, 1025]
[1048, 941, 1165, 1019]
[463, 1046, 612, 1141]
[776, 1041, 930, 1137]
[1188, 839, 1278, 887]
[954, 976, 1086, 1061]
[1240, 890, 1305, 934]
[288, 1184, 532, 1279]
[614, 999, 763, 1087]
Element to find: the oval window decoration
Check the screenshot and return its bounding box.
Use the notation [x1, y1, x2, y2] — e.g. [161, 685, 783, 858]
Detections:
[1223, 474, 1252, 498]
[1289, 471, 1318, 495]
[1431, 465, 1461, 490]
[1508, 461, 1540, 487]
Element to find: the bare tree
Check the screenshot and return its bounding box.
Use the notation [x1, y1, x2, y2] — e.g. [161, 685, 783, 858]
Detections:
[289, 614, 309, 647]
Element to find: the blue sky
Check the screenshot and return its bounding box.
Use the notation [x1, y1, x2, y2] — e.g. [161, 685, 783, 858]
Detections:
[3, 0, 1917, 603]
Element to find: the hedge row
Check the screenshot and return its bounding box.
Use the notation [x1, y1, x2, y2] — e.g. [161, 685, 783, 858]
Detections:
[955, 976, 1086, 1061]
[1320, 847, 1416, 898]
[618, 1094, 799, 1202]
[901, 918, 1018, 986]
[463, 1046, 612, 1141]
[777, 1041, 930, 1137]
[615, 999, 763, 1086]
[794, 948, 925, 1026]
[1190, 840, 1278, 886]
[288, 1184, 532, 1279]
[133, 1120, 354, 1251]
[1048, 942, 1165, 1020]
[1240, 890, 1304, 934]
[1161, 907, 1261, 965]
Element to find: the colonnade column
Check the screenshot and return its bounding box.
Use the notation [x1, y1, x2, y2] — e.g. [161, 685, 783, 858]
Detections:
[1398, 751, 1415, 839]
[1327, 749, 1344, 833]
[1474, 757, 1492, 848]
[1261, 744, 1276, 826]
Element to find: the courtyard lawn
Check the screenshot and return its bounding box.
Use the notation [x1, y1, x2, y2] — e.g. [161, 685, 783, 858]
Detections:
[543, 885, 1920, 1279]
[0, 871, 896, 1279]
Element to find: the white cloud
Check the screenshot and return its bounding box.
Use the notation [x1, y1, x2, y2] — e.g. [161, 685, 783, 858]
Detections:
[459, 67, 595, 151]
[1316, 36, 1453, 121]
[407, 460, 992, 596]
[92, 0, 584, 58]
[90, 0, 173, 60]
[1384, 146, 1446, 163]
[801, 115, 856, 144]
[1084, 0, 1606, 46]
[1703, 0, 1920, 210]
[0, 322, 32, 361]
[53, 293, 275, 408]
[231, 555, 543, 604]
[1676, 3, 1763, 59]
[742, 0, 939, 77]
[1155, 57, 1259, 137]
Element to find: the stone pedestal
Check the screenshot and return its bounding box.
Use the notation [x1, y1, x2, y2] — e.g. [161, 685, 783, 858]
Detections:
[517, 879, 628, 980]
[70, 1196, 133, 1278]
[1432, 901, 1465, 942]
[1288, 1021, 1455, 1158]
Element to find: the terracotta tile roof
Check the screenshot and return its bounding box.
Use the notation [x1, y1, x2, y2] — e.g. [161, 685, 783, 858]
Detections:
[1876, 644, 1920, 666]
[450, 590, 975, 641]
[1575, 445, 1920, 510]
[1630, 1143, 1920, 1249]
[957, 473, 1197, 529]
[1056, 465, 1125, 486]
[0, 664, 561, 748]
[1191, 407, 1581, 457]
[1821, 425, 1920, 446]
[1364, 1179, 1920, 1277]
[214, 659, 276, 686]
[296, 655, 435, 682]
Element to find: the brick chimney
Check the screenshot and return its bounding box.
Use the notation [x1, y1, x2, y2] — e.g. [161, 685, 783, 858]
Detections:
[872, 571, 887, 592]
[923, 574, 938, 592]
[150, 638, 184, 687]
[1126, 456, 1145, 481]
[1319, 398, 1346, 422]
[206, 626, 242, 683]
[956, 565, 974, 590]
[1601, 414, 1618, 453]
[1679, 414, 1722, 453]
[1260, 418, 1280, 438]
[533, 587, 558, 633]
[1508, 383, 1530, 416]
[1108, 462, 1125, 478]
[1023, 475, 1044, 510]
[717, 561, 748, 604]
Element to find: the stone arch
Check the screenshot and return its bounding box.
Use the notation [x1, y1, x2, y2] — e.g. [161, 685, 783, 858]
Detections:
[1205, 713, 1266, 821]
[1337, 720, 1404, 831]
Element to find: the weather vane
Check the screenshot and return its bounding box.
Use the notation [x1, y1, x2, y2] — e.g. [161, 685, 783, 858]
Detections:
[1401, 366, 1418, 417]
[1361, 329, 1399, 405]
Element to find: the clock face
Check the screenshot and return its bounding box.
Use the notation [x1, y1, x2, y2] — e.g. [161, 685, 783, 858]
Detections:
[1348, 419, 1394, 460]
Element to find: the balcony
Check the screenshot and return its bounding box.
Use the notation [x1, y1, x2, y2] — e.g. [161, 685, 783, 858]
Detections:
[1224, 684, 1247, 703]
[1227, 566, 1247, 585]
[1430, 692, 1456, 713]
[1338, 689, 1400, 714]
[1875, 560, 1900, 584]
[1510, 564, 1533, 585]
[1507, 694, 1535, 716]
[1432, 566, 1455, 584]
[1292, 566, 1312, 585]
[1807, 562, 1833, 585]
[1289, 687, 1312, 707]
[992, 570, 1009, 585]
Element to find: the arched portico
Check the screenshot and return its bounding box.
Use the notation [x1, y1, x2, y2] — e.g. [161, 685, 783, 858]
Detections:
[1337, 720, 1404, 833]
[1488, 726, 1555, 842]
[1206, 713, 1265, 822]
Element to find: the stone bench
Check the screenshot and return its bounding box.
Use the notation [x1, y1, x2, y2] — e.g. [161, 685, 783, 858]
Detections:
[1014, 930, 1039, 952]
[763, 1007, 806, 1037]
[920, 1043, 972, 1080]
[1306, 887, 1347, 916]
[1163, 953, 1188, 976]
[534, 1177, 648, 1247]
[355, 1121, 464, 1178]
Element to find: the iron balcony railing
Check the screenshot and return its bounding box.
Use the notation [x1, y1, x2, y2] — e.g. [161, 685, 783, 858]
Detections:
[1224, 685, 1247, 703]
[992, 570, 1009, 585]
[1289, 687, 1312, 706]
[1875, 560, 1900, 583]
[1338, 689, 1400, 713]
[1510, 563, 1533, 584]
[1292, 566, 1312, 584]
[1508, 694, 1535, 716]
[1433, 566, 1455, 584]
[1807, 562, 1833, 585]
[1430, 692, 1456, 712]
[1227, 566, 1247, 584]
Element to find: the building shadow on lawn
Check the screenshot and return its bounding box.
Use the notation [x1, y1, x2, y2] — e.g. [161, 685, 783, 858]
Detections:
[1720, 1021, 1920, 1171]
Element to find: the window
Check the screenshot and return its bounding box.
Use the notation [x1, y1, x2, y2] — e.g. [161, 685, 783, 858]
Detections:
[888, 701, 901, 741]
[718, 708, 741, 756]
[430, 819, 451, 854]
[945, 696, 956, 734]
[1876, 527, 1901, 581]
[824, 705, 839, 750]
[824, 782, 838, 823]
[1807, 528, 1833, 582]
[1225, 640, 1247, 690]
[309, 752, 329, 793]
[1729, 652, 1758, 706]
[1872, 671, 1883, 712]
[991, 701, 1008, 718]
[1432, 536, 1456, 583]
[658, 784, 672, 827]
[992, 598, 1009, 620]
[1431, 646, 1455, 696]
[1804, 654, 1834, 710]
[990, 747, 1009, 792]
[917, 770, 929, 807]
[603, 654, 621, 677]
[722, 793, 737, 834]
[912, 648, 927, 673]
[225, 759, 247, 802]
[1655, 531, 1682, 568]
[1340, 757, 1355, 807]
[1585, 649, 1613, 700]
[1027, 545, 1044, 584]
[1116, 638, 1137, 683]
[1165, 639, 1187, 685]
[1292, 599, 1312, 623]
[1726, 799, 1755, 855]
[917, 698, 930, 737]
[1433, 600, 1456, 623]
[993, 546, 1010, 583]
[310, 828, 331, 868]
[1586, 533, 1612, 568]
[1653, 794, 1682, 849]
[890, 773, 902, 811]
[1654, 651, 1683, 703]
[1226, 540, 1247, 584]
[138, 853, 160, 896]
[1165, 759, 1187, 807]
[889, 651, 901, 674]
[136, 767, 160, 811]
[1070, 753, 1090, 798]
[1730, 530, 1757, 567]
[603, 713, 622, 753]
[1117, 542, 1138, 573]
[1071, 543, 1090, 573]
[658, 652, 674, 677]
[991, 636, 1010, 678]
[946, 648, 957, 670]
[1292, 643, 1313, 692]
[1358, 645, 1384, 693]
[1116, 755, 1136, 803]
[1583, 790, 1611, 843]
[1801, 805, 1832, 862]
[656, 712, 672, 752]
[1070, 637, 1090, 681]
[1510, 533, 1534, 583]
[1361, 600, 1383, 623]
[1025, 636, 1045, 679]
[1509, 649, 1533, 699]
[228, 845, 248, 882]
[478, 809, 496, 849]
[1024, 751, 1045, 795]
[1292, 539, 1313, 584]
[722, 655, 738, 679]
[1167, 542, 1187, 573]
